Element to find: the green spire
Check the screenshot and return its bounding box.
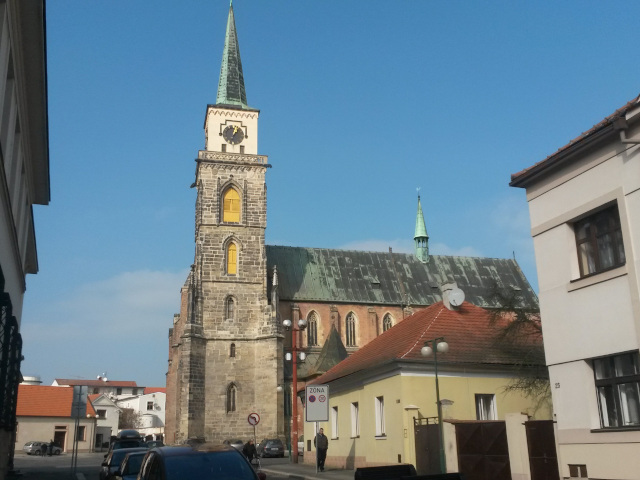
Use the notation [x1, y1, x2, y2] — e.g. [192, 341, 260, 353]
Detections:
[216, 1, 248, 108]
[414, 195, 429, 263]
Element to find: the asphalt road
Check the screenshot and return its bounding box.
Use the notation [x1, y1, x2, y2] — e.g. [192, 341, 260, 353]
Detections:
[12, 451, 292, 480]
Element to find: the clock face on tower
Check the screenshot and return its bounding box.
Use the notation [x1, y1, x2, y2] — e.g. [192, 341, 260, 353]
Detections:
[223, 125, 245, 145]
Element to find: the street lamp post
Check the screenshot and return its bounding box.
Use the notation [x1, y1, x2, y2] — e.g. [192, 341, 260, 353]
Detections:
[283, 318, 307, 463]
[421, 337, 449, 474]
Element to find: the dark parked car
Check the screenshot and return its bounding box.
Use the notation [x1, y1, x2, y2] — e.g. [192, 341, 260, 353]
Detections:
[100, 447, 148, 480]
[113, 450, 147, 480]
[223, 439, 244, 451]
[257, 438, 284, 458]
[137, 444, 266, 480]
[108, 430, 145, 455]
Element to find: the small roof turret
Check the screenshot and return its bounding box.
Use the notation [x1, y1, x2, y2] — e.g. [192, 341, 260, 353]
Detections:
[414, 195, 429, 263]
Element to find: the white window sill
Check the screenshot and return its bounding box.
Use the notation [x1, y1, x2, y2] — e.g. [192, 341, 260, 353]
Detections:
[567, 264, 627, 292]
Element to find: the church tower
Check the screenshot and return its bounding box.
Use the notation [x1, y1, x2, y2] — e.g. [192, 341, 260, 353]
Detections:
[167, 2, 283, 444]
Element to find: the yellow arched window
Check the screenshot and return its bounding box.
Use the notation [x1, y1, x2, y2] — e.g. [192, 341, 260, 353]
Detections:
[227, 243, 237, 275]
[223, 188, 241, 223]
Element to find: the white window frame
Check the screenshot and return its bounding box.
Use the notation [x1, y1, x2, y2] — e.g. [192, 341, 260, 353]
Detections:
[351, 402, 360, 437]
[475, 394, 497, 420]
[375, 396, 385, 437]
[331, 406, 338, 439]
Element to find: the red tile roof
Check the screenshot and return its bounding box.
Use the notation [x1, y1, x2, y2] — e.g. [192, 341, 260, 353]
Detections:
[310, 301, 543, 386]
[511, 93, 640, 185]
[54, 379, 138, 388]
[144, 387, 166, 394]
[17, 385, 96, 418]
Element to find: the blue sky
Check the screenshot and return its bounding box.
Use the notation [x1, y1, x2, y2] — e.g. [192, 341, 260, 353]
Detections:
[20, 1, 640, 387]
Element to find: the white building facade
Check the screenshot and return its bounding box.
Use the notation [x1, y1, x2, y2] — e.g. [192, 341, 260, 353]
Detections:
[0, 1, 49, 478]
[511, 94, 640, 480]
[117, 392, 165, 441]
[89, 394, 120, 450]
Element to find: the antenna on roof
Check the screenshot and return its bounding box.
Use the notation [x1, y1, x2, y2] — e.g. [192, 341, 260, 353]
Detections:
[97, 372, 108, 382]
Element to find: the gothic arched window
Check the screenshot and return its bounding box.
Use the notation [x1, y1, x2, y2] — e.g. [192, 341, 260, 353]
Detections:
[383, 314, 393, 332]
[230, 343, 236, 357]
[307, 311, 318, 346]
[346, 312, 357, 347]
[223, 187, 241, 223]
[226, 242, 237, 275]
[226, 297, 235, 320]
[226, 383, 237, 412]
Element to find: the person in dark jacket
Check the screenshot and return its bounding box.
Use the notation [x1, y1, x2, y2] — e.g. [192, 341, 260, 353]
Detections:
[243, 439, 257, 463]
[314, 428, 329, 471]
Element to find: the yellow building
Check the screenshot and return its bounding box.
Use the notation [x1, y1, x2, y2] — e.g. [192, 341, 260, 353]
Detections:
[302, 295, 552, 477]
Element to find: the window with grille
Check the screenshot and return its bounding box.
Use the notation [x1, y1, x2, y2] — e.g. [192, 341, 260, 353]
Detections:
[147, 401, 154, 411]
[383, 314, 393, 332]
[307, 311, 318, 346]
[222, 188, 241, 223]
[594, 352, 640, 428]
[568, 465, 588, 478]
[574, 204, 625, 278]
[226, 297, 235, 320]
[346, 312, 357, 347]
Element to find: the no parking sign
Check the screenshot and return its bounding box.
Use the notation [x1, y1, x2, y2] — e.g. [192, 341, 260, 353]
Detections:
[305, 385, 329, 422]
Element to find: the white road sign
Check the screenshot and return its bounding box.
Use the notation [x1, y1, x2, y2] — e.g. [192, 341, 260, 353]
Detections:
[305, 384, 329, 422]
[248, 413, 260, 426]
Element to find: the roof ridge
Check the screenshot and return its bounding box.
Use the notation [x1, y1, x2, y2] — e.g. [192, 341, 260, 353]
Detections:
[400, 305, 444, 359]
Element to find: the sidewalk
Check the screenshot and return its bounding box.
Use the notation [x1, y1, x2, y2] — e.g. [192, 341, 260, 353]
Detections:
[260, 461, 354, 480]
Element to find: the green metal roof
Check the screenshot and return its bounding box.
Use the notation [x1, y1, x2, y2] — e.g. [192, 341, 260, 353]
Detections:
[266, 246, 538, 310]
[414, 196, 428, 240]
[216, 2, 248, 108]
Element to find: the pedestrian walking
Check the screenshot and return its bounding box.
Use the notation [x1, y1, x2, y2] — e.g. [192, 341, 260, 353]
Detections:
[314, 428, 328, 471]
[242, 439, 257, 464]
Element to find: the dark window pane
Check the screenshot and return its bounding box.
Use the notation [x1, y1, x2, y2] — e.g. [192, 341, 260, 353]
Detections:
[594, 358, 614, 380]
[617, 382, 640, 426]
[578, 242, 595, 275]
[614, 353, 640, 377]
[574, 205, 625, 277]
[598, 385, 619, 427]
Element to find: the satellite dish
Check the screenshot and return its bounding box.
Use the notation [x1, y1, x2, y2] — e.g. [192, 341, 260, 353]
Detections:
[449, 288, 465, 307]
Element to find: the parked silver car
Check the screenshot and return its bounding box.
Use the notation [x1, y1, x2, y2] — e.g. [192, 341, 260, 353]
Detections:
[23, 441, 61, 455]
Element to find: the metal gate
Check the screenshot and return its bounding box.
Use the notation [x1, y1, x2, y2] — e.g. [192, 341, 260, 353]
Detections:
[525, 420, 559, 480]
[455, 421, 511, 480]
[414, 417, 440, 475]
